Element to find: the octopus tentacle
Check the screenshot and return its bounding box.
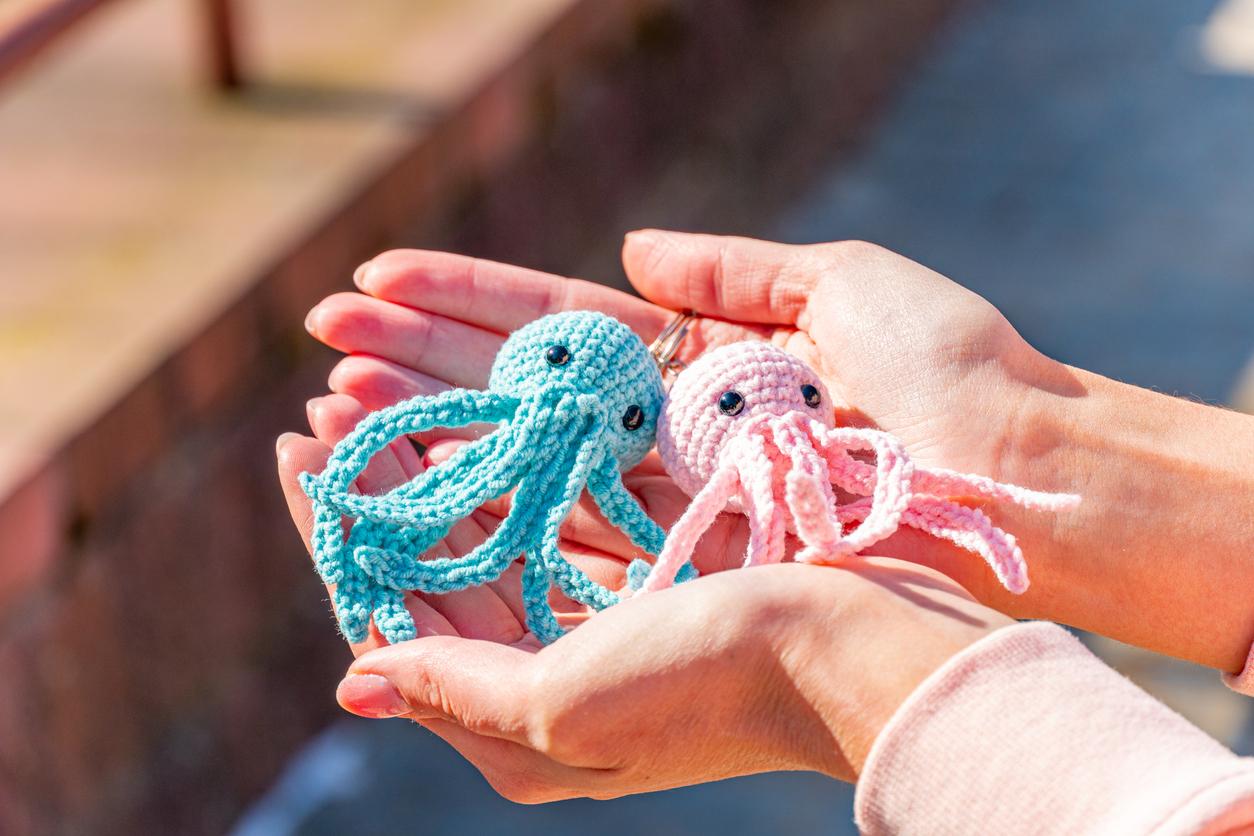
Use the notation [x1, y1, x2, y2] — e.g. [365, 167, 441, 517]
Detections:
[371, 590, 415, 644]
[771, 419, 844, 563]
[814, 426, 915, 553]
[836, 496, 1030, 593]
[303, 389, 517, 501]
[734, 430, 789, 567]
[901, 467, 1079, 511]
[329, 556, 376, 642]
[521, 556, 562, 646]
[802, 415, 1077, 512]
[305, 394, 556, 527]
[352, 451, 564, 593]
[535, 417, 622, 613]
[587, 457, 666, 556]
[354, 395, 602, 598]
[633, 462, 740, 595]
[518, 414, 620, 642]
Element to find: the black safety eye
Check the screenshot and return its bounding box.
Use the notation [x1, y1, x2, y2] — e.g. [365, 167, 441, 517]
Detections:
[801, 383, 822, 408]
[545, 344, 571, 366]
[718, 391, 745, 416]
[621, 404, 644, 431]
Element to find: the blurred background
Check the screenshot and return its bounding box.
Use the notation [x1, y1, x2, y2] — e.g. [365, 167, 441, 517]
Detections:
[1, 0, 1252, 833]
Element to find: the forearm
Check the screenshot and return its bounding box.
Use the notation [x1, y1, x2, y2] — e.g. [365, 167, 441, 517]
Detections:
[856, 622, 1254, 835]
[1008, 367, 1254, 670]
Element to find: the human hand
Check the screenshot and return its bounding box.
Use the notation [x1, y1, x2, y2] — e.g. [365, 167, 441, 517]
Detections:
[333, 558, 1009, 799]
[299, 232, 1254, 671]
[276, 394, 638, 654]
[302, 235, 1064, 604]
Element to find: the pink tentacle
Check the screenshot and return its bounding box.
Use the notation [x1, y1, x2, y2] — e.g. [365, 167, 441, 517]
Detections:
[633, 462, 740, 595]
[735, 430, 788, 567]
[818, 426, 916, 554]
[772, 419, 845, 563]
[806, 416, 1076, 512]
[909, 467, 1081, 511]
[837, 496, 1030, 593]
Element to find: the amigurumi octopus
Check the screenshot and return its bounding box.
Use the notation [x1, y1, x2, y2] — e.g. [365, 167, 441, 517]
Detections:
[300, 310, 679, 646]
[629, 341, 1080, 597]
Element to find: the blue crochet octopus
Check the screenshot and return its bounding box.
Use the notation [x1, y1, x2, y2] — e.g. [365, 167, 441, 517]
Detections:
[300, 310, 690, 645]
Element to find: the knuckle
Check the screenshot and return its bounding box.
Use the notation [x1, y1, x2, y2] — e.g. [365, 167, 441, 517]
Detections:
[819, 238, 886, 265]
[525, 667, 598, 764]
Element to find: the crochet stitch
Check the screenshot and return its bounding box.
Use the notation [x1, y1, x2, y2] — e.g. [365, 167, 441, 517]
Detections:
[630, 341, 1080, 596]
[300, 310, 673, 645]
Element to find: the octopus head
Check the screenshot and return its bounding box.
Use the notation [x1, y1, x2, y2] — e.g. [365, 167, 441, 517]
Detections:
[658, 341, 835, 497]
[489, 310, 664, 470]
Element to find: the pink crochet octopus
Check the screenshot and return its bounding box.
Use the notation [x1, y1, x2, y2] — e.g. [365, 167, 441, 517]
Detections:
[631, 341, 1079, 596]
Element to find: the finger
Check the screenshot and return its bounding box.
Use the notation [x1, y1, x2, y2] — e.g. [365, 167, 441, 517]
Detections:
[486, 559, 529, 625]
[350, 249, 769, 372]
[306, 394, 411, 494]
[622, 229, 821, 326]
[354, 248, 670, 338]
[276, 432, 331, 552]
[344, 636, 541, 746]
[307, 293, 498, 388]
[327, 355, 493, 442]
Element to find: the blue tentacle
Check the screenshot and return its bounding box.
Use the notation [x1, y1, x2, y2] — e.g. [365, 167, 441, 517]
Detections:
[587, 458, 666, 555]
[300, 389, 517, 511]
[588, 457, 697, 585]
[536, 425, 621, 613]
[303, 388, 515, 644]
[522, 557, 562, 646]
[354, 397, 584, 595]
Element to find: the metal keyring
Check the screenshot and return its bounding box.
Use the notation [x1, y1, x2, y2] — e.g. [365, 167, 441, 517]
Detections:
[648, 309, 696, 377]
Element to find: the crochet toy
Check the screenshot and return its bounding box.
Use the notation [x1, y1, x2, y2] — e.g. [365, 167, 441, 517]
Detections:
[629, 341, 1079, 596]
[300, 311, 671, 645]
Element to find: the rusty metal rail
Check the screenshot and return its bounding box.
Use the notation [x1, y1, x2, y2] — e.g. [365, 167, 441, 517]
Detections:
[0, 0, 241, 90]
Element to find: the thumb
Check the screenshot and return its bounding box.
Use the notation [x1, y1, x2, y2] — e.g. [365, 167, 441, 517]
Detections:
[621, 229, 819, 326]
[338, 636, 540, 745]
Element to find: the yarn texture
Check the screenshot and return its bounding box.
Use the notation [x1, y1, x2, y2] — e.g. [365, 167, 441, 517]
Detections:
[632, 341, 1080, 596]
[301, 310, 672, 645]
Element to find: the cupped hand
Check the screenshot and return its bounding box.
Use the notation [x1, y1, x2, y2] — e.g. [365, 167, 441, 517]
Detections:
[334, 558, 1009, 799]
[302, 233, 1070, 609]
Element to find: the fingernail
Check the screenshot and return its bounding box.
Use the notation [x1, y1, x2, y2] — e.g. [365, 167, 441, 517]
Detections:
[337, 673, 410, 719]
[305, 396, 324, 427]
[275, 432, 301, 454]
[625, 229, 660, 247]
[353, 260, 376, 291]
[303, 306, 321, 336]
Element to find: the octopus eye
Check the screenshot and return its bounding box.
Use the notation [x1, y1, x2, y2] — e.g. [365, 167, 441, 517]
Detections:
[621, 404, 644, 431]
[718, 391, 745, 416]
[801, 384, 822, 408]
[544, 344, 571, 366]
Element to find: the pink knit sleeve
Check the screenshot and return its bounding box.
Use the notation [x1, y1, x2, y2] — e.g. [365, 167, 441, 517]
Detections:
[855, 622, 1254, 835]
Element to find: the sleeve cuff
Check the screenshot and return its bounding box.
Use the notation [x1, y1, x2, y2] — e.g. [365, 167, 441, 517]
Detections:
[855, 621, 1254, 836]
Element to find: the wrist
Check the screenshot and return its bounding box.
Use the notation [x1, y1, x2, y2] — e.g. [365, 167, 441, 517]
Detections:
[1000, 367, 1254, 669]
[759, 562, 1008, 782]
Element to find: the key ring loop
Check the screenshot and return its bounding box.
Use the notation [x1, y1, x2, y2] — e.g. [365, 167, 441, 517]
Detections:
[648, 309, 697, 377]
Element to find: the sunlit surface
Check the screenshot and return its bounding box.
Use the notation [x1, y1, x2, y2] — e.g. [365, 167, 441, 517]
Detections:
[1200, 0, 1254, 73]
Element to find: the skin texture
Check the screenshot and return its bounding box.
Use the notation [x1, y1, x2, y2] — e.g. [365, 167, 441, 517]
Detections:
[277, 230, 1254, 800]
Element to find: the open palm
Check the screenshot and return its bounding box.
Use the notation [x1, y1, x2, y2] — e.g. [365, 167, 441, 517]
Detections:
[277, 231, 1062, 653]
